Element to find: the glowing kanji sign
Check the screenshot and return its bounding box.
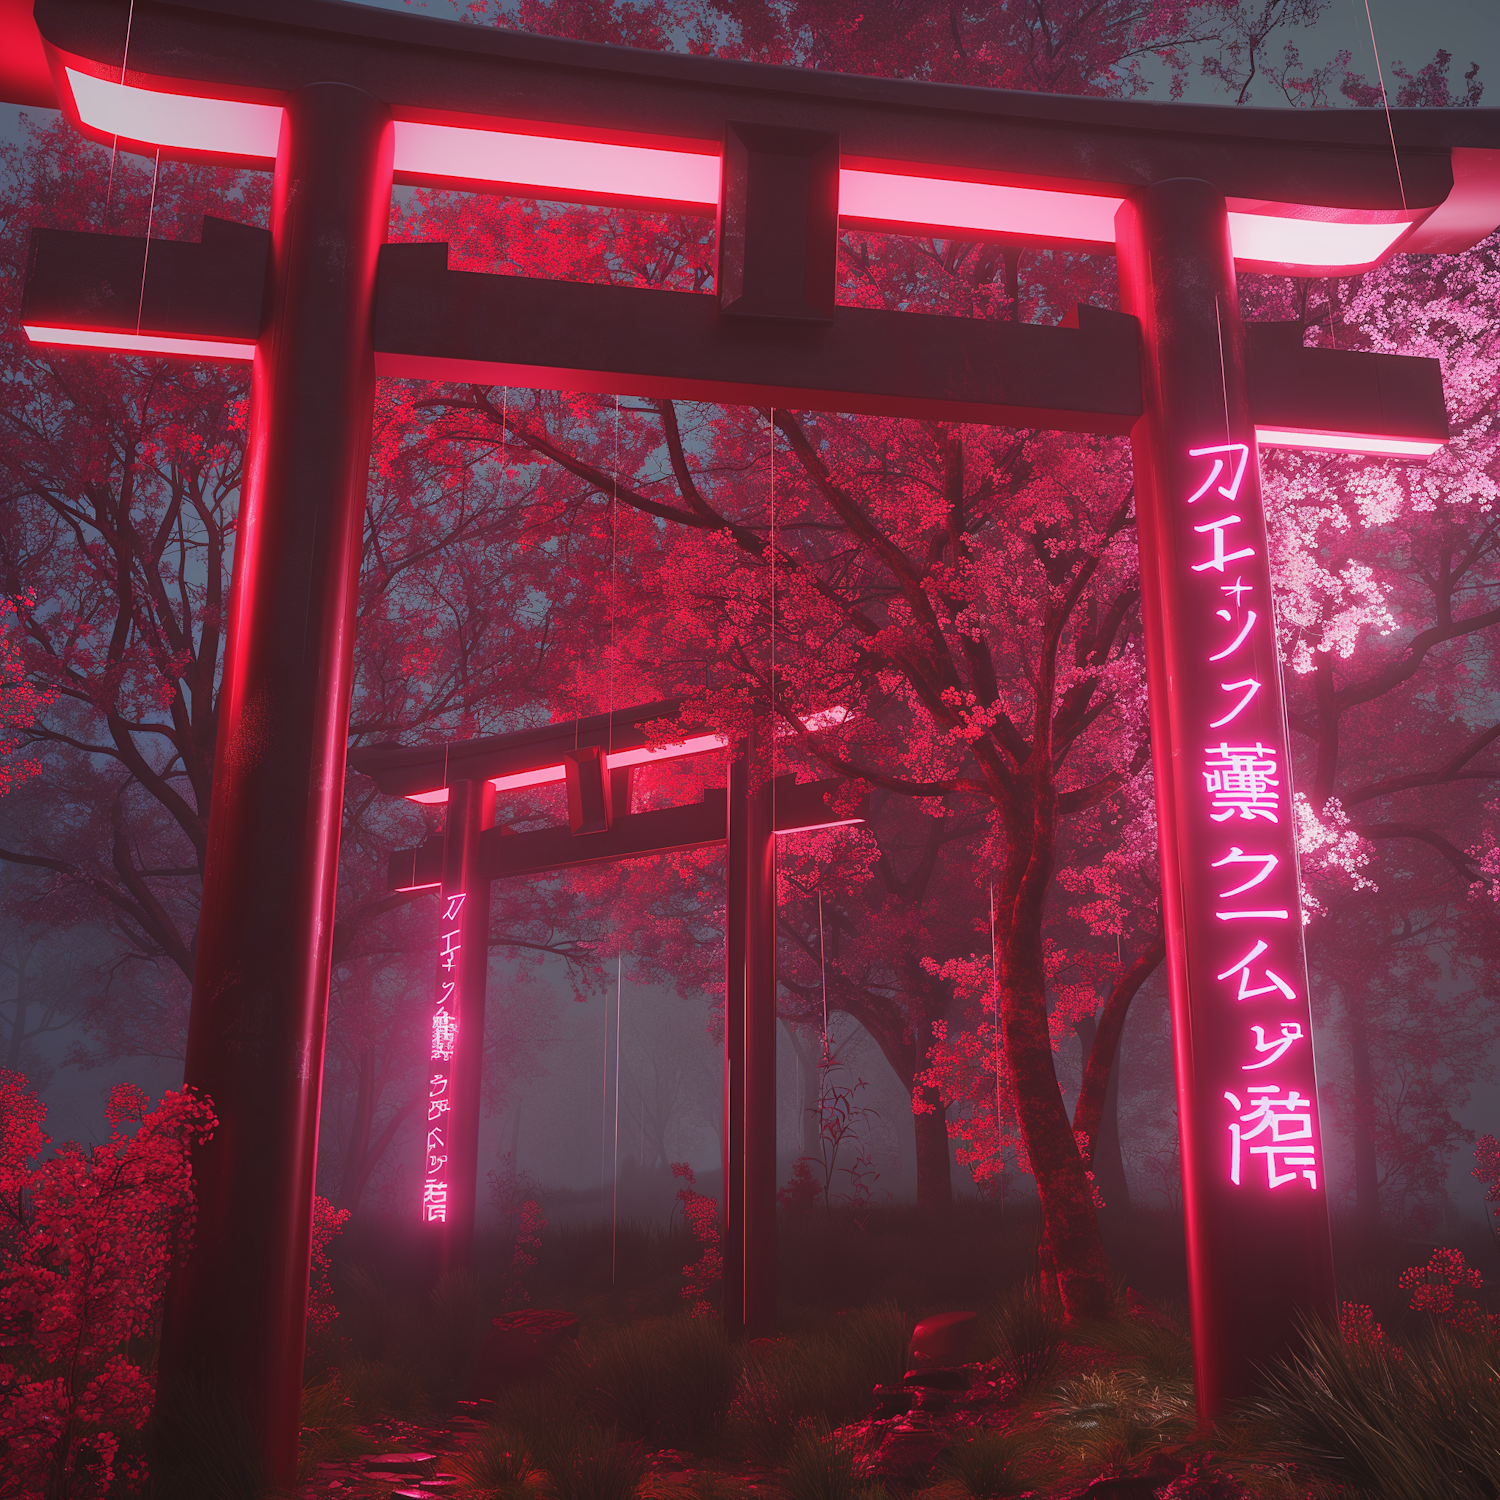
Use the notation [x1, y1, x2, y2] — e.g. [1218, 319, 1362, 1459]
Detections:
[422, 891, 465, 1225]
[1163, 440, 1329, 1201]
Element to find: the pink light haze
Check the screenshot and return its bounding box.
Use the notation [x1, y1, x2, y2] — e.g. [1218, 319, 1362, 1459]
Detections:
[24, 324, 256, 361]
[60, 71, 1425, 274]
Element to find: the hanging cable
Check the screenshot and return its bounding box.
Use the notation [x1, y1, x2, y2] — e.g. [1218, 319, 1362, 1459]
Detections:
[134, 148, 161, 337]
[818, 887, 829, 1063]
[1360, 0, 1408, 212]
[611, 954, 623, 1283]
[991, 881, 1002, 1213]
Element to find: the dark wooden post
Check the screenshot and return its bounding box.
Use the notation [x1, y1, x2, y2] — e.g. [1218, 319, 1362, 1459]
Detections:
[437, 777, 495, 1270]
[158, 84, 392, 1488]
[1116, 178, 1335, 1421]
[723, 721, 778, 1336]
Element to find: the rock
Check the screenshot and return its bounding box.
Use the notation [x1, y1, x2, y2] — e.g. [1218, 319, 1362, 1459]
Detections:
[365, 1454, 438, 1471]
[471, 1308, 580, 1394]
[869, 1384, 915, 1420]
[908, 1310, 976, 1368]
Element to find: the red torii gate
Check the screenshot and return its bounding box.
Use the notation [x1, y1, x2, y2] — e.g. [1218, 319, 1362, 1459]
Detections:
[2, 0, 1497, 1485]
[347, 701, 864, 1329]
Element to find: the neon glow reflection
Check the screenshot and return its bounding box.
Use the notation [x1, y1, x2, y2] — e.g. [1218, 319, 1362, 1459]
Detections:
[1256, 427, 1445, 458]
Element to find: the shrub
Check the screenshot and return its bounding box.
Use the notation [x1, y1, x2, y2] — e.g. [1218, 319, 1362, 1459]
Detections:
[785, 1420, 881, 1500]
[942, 1429, 1031, 1499]
[1250, 1316, 1500, 1500]
[534, 1426, 647, 1500]
[1038, 1368, 1195, 1469]
[732, 1302, 910, 1462]
[296, 1375, 371, 1479]
[977, 1279, 1061, 1390]
[556, 1315, 741, 1452]
[451, 1423, 534, 1499]
[0, 1073, 216, 1500]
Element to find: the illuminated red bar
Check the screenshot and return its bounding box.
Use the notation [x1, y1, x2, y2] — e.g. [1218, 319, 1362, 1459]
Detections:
[23, 322, 256, 361]
[1255, 426, 1445, 458]
[58, 68, 1425, 275]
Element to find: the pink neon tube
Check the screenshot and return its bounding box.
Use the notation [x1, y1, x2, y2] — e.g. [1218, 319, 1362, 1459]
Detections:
[1255, 427, 1444, 458]
[62, 71, 1423, 275]
[23, 324, 257, 361]
[394, 121, 719, 202]
[66, 68, 282, 159]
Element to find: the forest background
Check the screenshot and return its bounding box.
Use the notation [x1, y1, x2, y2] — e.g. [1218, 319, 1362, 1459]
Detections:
[0, 0, 1497, 1309]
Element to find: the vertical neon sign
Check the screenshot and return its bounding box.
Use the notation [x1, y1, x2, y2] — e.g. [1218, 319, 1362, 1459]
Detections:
[1176, 443, 1324, 1197]
[1117, 178, 1335, 1420]
[422, 890, 465, 1224]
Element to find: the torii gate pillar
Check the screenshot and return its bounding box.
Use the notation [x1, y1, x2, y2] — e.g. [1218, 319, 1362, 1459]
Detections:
[157, 85, 392, 1487]
[1117, 179, 1336, 1421]
[723, 723, 778, 1338]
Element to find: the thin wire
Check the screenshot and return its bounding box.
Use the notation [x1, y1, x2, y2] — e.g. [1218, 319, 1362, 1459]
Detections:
[608, 395, 620, 756]
[600, 986, 609, 1216]
[135, 148, 161, 336]
[611, 954, 623, 1283]
[990, 882, 1002, 1207]
[1214, 298, 1231, 445]
[104, 0, 136, 230]
[818, 888, 829, 1062]
[1361, 0, 1408, 211]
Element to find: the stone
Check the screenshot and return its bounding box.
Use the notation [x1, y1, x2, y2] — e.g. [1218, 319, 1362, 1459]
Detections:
[471, 1308, 580, 1394]
[365, 1455, 438, 1471]
[908, 1310, 976, 1368]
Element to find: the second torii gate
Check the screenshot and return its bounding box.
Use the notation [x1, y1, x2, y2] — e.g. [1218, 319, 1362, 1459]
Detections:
[348, 700, 865, 1335]
[4, 0, 1498, 1483]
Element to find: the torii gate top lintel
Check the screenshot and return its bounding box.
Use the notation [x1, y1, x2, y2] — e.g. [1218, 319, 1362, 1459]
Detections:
[11, 0, 1500, 270]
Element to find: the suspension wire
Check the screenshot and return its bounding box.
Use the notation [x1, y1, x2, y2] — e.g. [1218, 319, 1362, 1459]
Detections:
[1360, 0, 1408, 212]
[134, 148, 161, 336]
[104, 0, 136, 228]
[991, 881, 1002, 1217]
[1214, 298, 1230, 446]
[818, 887, 829, 1063]
[609, 395, 620, 756]
[611, 954, 623, 1283]
[600, 985, 609, 1216]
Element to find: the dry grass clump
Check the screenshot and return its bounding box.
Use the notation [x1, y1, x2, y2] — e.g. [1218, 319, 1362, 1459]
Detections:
[1035, 1367, 1196, 1470]
[784, 1420, 886, 1500]
[975, 1280, 1062, 1391]
[941, 1429, 1032, 1499]
[732, 1301, 911, 1463]
[449, 1424, 535, 1500]
[1249, 1317, 1500, 1500]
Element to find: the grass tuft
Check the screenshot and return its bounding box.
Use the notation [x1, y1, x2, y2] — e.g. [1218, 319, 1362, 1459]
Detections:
[534, 1426, 648, 1500]
[941, 1429, 1031, 1499]
[976, 1279, 1061, 1391]
[555, 1315, 741, 1452]
[1249, 1317, 1500, 1500]
[450, 1423, 535, 1499]
[784, 1421, 882, 1500]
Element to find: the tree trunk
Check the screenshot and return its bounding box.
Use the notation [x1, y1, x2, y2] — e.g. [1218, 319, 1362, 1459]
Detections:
[1074, 1015, 1130, 1216]
[1345, 984, 1381, 1229]
[913, 1080, 955, 1212]
[998, 779, 1114, 1321]
[1073, 934, 1164, 1217]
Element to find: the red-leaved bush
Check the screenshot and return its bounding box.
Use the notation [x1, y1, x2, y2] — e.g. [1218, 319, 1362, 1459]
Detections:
[1399, 1246, 1495, 1337]
[0, 1071, 216, 1499]
[308, 1196, 351, 1333]
[670, 1162, 720, 1318]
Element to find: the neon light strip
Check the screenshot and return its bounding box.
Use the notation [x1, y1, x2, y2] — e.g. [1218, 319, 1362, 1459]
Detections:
[1256, 426, 1444, 458]
[404, 734, 731, 804]
[775, 817, 865, 835]
[23, 324, 257, 361]
[67, 68, 282, 159]
[395, 120, 719, 202]
[63, 71, 1419, 273]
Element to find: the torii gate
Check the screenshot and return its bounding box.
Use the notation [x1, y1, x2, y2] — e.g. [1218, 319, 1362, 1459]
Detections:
[3, 0, 1497, 1483]
[346, 700, 864, 1330]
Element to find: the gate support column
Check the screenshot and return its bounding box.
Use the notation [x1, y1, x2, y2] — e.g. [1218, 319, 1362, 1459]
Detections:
[436, 777, 495, 1270]
[159, 84, 393, 1488]
[1116, 179, 1335, 1422]
[724, 721, 777, 1336]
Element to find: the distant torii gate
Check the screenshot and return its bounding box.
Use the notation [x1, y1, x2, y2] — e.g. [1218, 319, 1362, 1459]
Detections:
[3, 0, 1497, 1483]
[347, 700, 864, 1333]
